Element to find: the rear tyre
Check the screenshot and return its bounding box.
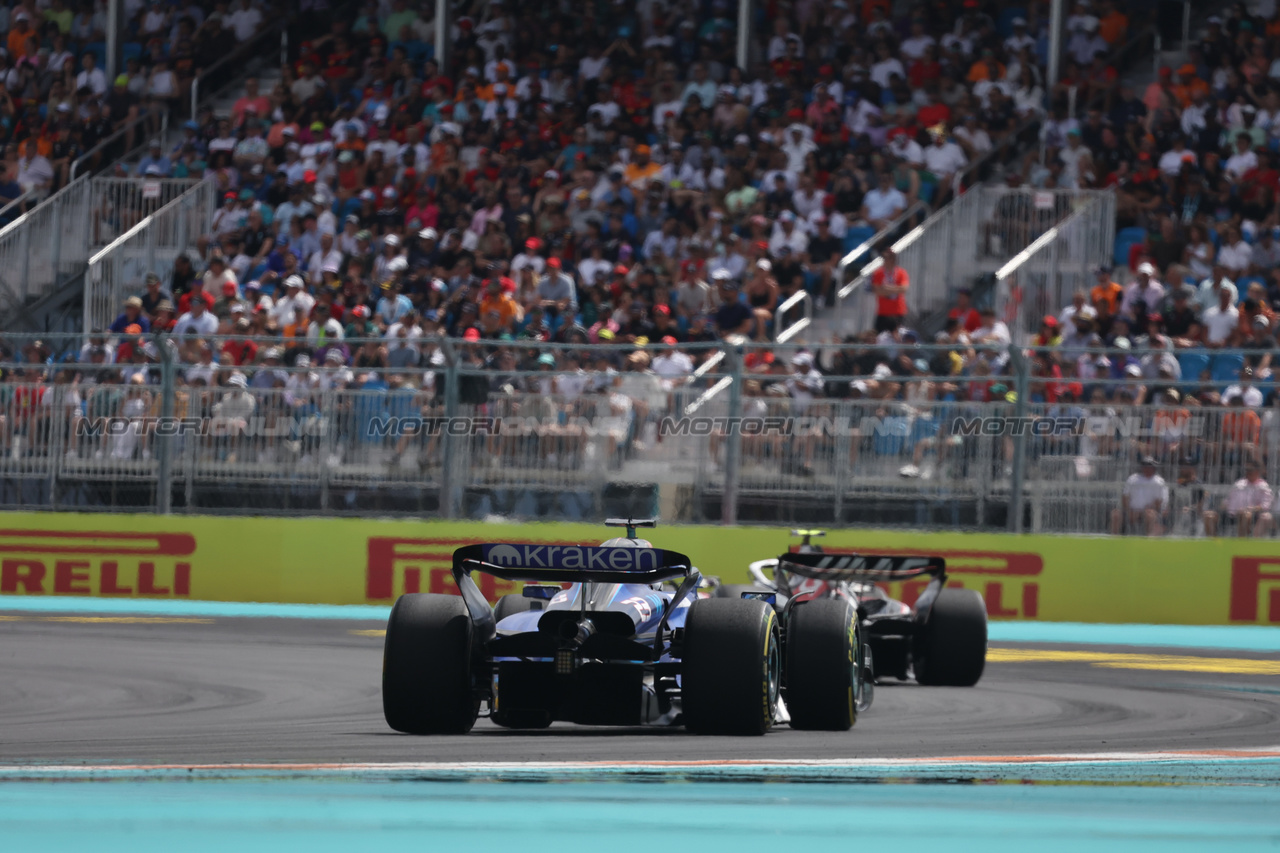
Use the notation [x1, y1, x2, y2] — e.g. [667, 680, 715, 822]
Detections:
[785, 598, 860, 731]
[913, 588, 987, 686]
[382, 593, 480, 733]
[681, 598, 779, 736]
[714, 583, 770, 600]
[493, 592, 541, 623]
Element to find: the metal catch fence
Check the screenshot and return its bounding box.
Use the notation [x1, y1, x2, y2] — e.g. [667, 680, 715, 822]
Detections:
[0, 336, 1276, 537]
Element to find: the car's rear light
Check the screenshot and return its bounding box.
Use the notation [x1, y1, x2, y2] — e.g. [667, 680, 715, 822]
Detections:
[555, 649, 576, 675]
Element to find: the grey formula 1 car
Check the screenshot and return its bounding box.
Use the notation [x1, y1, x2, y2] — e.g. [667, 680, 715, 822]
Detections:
[717, 531, 987, 687]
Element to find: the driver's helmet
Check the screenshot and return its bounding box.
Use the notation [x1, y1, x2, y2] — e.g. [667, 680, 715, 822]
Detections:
[599, 536, 662, 589]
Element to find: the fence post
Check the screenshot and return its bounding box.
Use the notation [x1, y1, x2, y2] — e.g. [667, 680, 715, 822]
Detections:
[18, 219, 31, 302]
[1007, 345, 1030, 533]
[944, 206, 957, 295]
[50, 197, 63, 286]
[318, 387, 335, 511]
[441, 338, 460, 519]
[720, 344, 743, 526]
[832, 398, 851, 524]
[156, 336, 175, 513]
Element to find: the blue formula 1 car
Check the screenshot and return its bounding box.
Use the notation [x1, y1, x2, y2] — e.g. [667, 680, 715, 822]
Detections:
[381, 519, 874, 736]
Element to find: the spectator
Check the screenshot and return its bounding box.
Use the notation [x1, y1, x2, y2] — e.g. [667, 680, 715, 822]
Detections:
[1110, 456, 1168, 536]
[1204, 462, 1274, 538]
[871, 248, 909, 333]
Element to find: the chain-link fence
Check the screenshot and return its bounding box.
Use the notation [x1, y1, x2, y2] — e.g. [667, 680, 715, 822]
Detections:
[0, 334, 1276, 538]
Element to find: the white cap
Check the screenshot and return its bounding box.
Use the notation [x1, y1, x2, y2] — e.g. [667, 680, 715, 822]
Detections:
[756, 259, 772, 271]
[227, 372, 248, 388]
[384, 233, 401, 246]
[387, 256, 408, 272]
[711, 268, 732, 280]
[419, 227, 438, 240]
[792, 352, 813, 368]
[284, 274, 305, 289]
[295, 353, 312, 367]
[1137, 262, 1156, 276]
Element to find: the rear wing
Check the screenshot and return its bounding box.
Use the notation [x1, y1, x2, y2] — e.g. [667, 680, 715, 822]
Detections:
[776, 551, 946, 583]
[453, 543, 694, 584]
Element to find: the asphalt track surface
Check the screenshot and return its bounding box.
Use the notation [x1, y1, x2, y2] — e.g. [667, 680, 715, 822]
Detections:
[2, 615, 1279, 764]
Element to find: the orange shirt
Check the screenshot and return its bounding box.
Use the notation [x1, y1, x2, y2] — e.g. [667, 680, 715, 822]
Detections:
[1091, 281, 1123, 315]
[7, 27, 31, 59]
[967, 60, 1005, 83]
[624, 160, 661, 189]
[873, 265, 909, 316]
[479, 293, 520, 327]
[1152, 407, 1189, 437]
[1098, 11, 1128, 44]
[1222, 410, 1261, 444]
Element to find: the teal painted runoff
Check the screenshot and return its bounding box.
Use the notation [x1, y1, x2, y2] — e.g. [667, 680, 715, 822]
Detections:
[1, 774, 1279, 853]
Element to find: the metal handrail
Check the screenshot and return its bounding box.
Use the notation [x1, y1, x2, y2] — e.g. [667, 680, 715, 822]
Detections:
[190, 18, 290, 118]
[834, 202, 941, 334]
[0, 189, 37, 222]
[87, 212, 155, 268]
[774, 290, 812, 343]
[836, 200, 928, 273]
[70, 109, 168, 182]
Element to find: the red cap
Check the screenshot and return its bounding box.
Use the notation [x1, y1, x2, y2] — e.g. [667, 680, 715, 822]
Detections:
[661, 335, 677, 345]
[525, 237, 541, 251]
[463, 327, 481, 341]
[303, 169, 317, 183]
[613, 264, 629, 275]
[500, 276, 516, 293]
[1042, 315, 1058, 327]
[823, 195, 836, 207]
[754, 240, 768, 251]
[547, 257, 561, 269]
[654, 304, 670, 316]
[125, 323, 142, 335]
[222, 281, 237, 296]
[351, 305, 369, 319]
[224, 191, 236, 200]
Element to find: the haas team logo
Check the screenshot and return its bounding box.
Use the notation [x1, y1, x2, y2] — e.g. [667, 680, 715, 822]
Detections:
[0, 529, 195, 596]
[814, 547, 1044, 618]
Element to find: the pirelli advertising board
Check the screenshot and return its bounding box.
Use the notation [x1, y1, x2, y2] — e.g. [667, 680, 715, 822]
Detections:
[0, 512, 1277, 625]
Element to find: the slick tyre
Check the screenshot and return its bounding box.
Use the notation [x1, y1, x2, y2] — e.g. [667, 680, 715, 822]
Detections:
[493, 592, 541, 623]
[912, 588, 987, 687]
[785, 598, 860, 731]
[681, 598, 780, 736]
[382, 593, 480, 734]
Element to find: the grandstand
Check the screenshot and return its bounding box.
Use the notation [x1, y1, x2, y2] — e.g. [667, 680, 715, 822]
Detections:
[1, 0, 1277, 537]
